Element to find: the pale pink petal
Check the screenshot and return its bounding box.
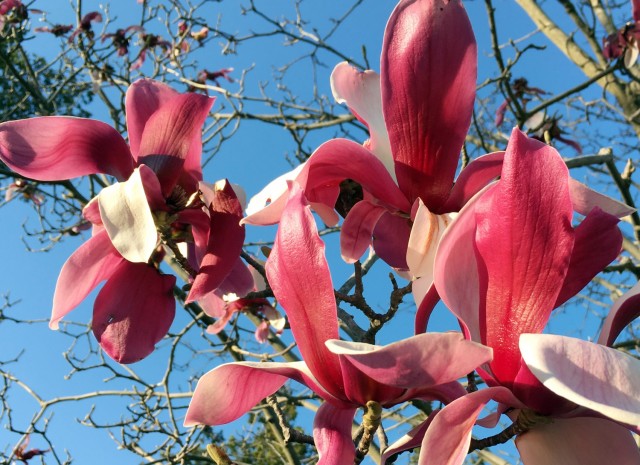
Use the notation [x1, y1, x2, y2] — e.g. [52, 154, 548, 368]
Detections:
[98, 167, 158, 263]
[520, 334, 640, 427]
[50, 230, 123, 329]
[82, 197, 102, 225]
[382, 0, 476, 209]
[314, 403, 357, 465]
[266, 183, 345, 399]
[326, 333, 492, 389]
[136, 89, 214, 193]
[554, 207, 622, 307]
[340, 200, 387, 263]
[264, 305, 285, 332]
[0, 117, 134, 181]
[93, 262, 176, 363]
[599, 280, 640, 346]
[475, 129, 574, 384]
[254, 321, 270, 343]
[187, 180, 245, 302]
[568, 178, 635, 218]
[443, 151, 504, 212]
[184, 361, 332, 426]
[419, 387, 525, 465]
[407, 199, 452, 279]
[515, 417, 640, 465]
[330, 62, 394, 179]
[243, 164, 305, 224]
[625, 43, 640, 68]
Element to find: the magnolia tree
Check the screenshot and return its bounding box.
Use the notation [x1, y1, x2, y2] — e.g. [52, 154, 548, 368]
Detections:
[0, 0, 639, 464]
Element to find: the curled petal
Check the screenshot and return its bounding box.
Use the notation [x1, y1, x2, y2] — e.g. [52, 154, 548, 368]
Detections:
[568, 178, 635, 218]
[407, 199, 452, 280]
[244, 164, 305, 225]
[330, 62, 394, 179]
[382, 0, 476, 208]
[599, 280, 640, 346]
[520, 334, 640, 427]
[443, 151, 504, 212]
[51, 230, 123, 329]
[0, 117, 134, 181]
[98, 166, 159, 263]
[340, 200, 387, 263]
[314, 403, 358, 465]
[371, 212, 412, 269]
[93, 262, 176, 363]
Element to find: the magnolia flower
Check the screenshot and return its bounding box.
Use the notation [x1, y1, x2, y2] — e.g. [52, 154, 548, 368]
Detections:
[411, 129, 638, 464]
[185, 183, 493, 465]
[0, 79, 245, 363]
[244, 0, 503, 283]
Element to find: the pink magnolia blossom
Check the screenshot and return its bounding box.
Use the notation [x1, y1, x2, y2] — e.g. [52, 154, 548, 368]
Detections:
[244, 0, 504, 279]
[68, 11, 102, 43]
[185, 183, 493, 465]
[0, 79, 246, 363]
[415, 128, 639, 464]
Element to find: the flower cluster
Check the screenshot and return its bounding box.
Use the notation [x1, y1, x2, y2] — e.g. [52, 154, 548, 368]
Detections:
[0, 0, 638, 463]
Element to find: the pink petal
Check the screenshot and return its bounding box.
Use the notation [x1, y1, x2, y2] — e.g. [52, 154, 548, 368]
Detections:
[92, 262, 176, 363]
[414, 282, 440, 334]
[51, 230, 123, 329]
[187, 180, 245, 302]
[554, 207, 622, 307]
[0, 117, 134, 181]
[326, 332, 492, 390]
[442, 151, 504, 212]
[381, 412, 438, 465]
[599, 280, 640, 346]
[419, 386, 524, 465]
[568, 178, 635, 218]
[520, 334, 640, 427]
[407, 199, 452, 280]
[634, 0, 640, 23]
[265, 182, 345, 399]
[97, 166, 159, 263]
[244, 164, 305, 222]
[475, 129, 574, 385]
[371, 211, 412, 269]
[382, 0, 476, 209]
[515, 417, 640, 465]
[340, 200, 387, 263]
[330, 62, 394, 178]
[184, 361, 330, 426]
[314, 403, 357, 465]
[136, 87, 214, 194]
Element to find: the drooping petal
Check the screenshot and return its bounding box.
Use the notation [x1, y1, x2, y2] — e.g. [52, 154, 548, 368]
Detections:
[382, 0, 476, 209]
[330, 62, 394, 179]
[382, 412, 438, 465]
[98, 166, 159, 263]
[515, 417, 640, 465]
[419, 386, 524, 465]
[599, 280, 640, 346]
[442, 151, 504, 212]
[407, 199, 451, 280]
[50, 230, 124, 329]
[568, 178, 635, 218]
[340, 200, 387, 263]
[475, 129, 574, 385]
[0, 117, 134, 181]
[92, 262, 176, 363]
[314, 403, 358, 465]
[266, 182, 345, 399]
[184, 361, 333, 427]
[414, 282, 440, 334]
[554, 207, 621, 307]
[520, 334, 640, 427]
[187, 180, 245, 303]
[326, 333, 492, 390]
[136, 89, 214, 194]
[371, 212, 412, 269]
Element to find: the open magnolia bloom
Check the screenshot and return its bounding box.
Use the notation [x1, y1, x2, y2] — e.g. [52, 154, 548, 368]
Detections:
[243, 0, 504, 277]
[185, 183, 494, 465]
[0, 79, 246, 363]
[411, 128, 639, 464]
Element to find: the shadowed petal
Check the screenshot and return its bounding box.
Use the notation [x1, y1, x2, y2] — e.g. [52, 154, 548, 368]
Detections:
[98, 166, 159, 263]
[520, 334, 640, 427]
[442, 151, 503, 212]
[407, 199, 452, 280]
[266, 183, 345, 398]
[93, 262, 176, 363]
[314, 403, 357, 465]
[184, 361, 331, 426]
[371, 212, 412, 269]
[187, 180, 245, 303]
[382, 0, 476, 209]
[382, 413, 437, 465]
[51, 230, 124, 329]
[340, 200, 387, 263]
[599, 280, 640, 346]
[515, 417, 640, 465]
[330, 62, 393, 178]
[326, 333, 492, 389]
[0, 117, 134, 181]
